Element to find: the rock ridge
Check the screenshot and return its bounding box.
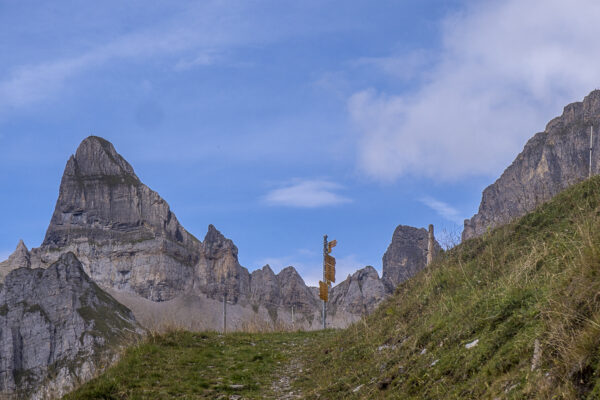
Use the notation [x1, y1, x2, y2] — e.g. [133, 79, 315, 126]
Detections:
[463, 89, 600, 240]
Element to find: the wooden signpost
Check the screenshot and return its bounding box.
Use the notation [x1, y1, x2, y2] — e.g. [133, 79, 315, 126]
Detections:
[319, 235, 337, 329]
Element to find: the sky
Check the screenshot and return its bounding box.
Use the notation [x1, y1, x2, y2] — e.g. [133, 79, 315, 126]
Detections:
[2, 0, 600, 286]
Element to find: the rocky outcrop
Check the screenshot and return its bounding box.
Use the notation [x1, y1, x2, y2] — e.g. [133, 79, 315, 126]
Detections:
[0, 252, 140, 399]
[194, 225, 250, 303]
[329, 266, 386, 316]
[463, 90, 600, 240]
[277, 267, 321, 315]
[382, 225, 441, 292]
[5, 136, 432, 334]
[0, 240, 30, 280]
[29, 136, 201, 301]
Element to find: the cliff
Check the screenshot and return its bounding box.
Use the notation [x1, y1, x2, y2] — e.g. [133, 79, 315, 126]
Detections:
[463, 89, 600, 240]
[0, 252, 140, 399]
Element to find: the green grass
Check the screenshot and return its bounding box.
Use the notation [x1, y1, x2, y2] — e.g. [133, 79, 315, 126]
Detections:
[294, 175, 600, 399]
[67, 175, 600, 399]
[64, 330, 334, 399]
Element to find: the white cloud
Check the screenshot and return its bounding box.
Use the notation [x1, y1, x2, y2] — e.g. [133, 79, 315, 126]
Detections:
[174, 52, 220, 71]
[263, 180, 351, 208]
[349, 0, 600, 181]
[420, 196, 464, 225]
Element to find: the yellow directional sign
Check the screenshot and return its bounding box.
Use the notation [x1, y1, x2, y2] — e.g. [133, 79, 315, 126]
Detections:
[319, 280, 329, 301]
[325, 254, 336, 267]
[325, 263, 336, 283]
[327, 240, 337, 253]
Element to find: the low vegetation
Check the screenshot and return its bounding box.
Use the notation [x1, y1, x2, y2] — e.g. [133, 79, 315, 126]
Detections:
[64, 330, 333, 399]
[296, 175, 600, 399]
[68, 176, 600, 399]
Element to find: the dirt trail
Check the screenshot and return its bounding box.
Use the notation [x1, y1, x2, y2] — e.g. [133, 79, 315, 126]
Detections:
[269, 340, 307, 399]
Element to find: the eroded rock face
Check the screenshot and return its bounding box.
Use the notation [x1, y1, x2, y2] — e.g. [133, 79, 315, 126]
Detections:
[277, 267, 320, 314]
[194, 225, 250, 303]
[382, 225, 441, 292]
[0, 240, 30, 281]
[29, 136, 201, 301]
[0, 252, 139, 399]
[11, 136, 426, 333]
[463, 90, 600, 240]
[329, 266, 386, 316]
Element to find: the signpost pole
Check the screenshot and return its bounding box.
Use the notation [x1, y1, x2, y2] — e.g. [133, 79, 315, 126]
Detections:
[323, 235, 327, 330]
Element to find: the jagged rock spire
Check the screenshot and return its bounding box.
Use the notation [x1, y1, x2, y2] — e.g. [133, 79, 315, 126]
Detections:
[42, 136, 196, 248]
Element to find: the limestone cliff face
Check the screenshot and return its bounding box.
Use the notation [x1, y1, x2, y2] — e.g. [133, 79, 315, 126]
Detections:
[0, 240, 30, 281]
[0, 252, 140, 399]
[30, 136, 201, 301]
[382, 225, 441, 291]
[194, 225, 250, 303]
[4, 136, 429, 334]
[276, 267, 320, 314]
[249, 265, 320, 322]
[463, 90, 600, 240]
[329, 266, 386, 316]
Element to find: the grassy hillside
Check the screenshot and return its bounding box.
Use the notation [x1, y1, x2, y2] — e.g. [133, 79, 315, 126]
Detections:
[297, 175, 600, 399]
[67, 176, 600, 399]
[64, 330, 334, 399]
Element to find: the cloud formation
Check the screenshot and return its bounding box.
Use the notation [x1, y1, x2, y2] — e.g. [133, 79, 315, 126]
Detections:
[349, 0, 600, 181]
[263, 180, 351, 208]
[420, 196, 464, 225]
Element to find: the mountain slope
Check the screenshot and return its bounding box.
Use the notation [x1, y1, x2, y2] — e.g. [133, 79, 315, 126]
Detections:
[0, 252, 140, 399]
[296, 175, 600, 399]
[463, 89, 600, 240]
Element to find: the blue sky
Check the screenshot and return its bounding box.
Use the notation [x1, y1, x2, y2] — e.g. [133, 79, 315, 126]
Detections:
[2, 0, 600, 285]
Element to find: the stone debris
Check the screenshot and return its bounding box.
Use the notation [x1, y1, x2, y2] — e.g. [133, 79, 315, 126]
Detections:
[353, 384, 364, 393]
[465, 339, 479, 349]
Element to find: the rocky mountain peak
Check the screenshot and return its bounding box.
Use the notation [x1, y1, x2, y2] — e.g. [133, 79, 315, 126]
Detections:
[0, 239, 31, 281]
[463, 89, 600, 240]
[203, 224, 238, 259]
[329, 265, 386, 317]
[72, 136, 138, 179]
[41, 136, 196, 248]
[382, 225, 441, 291]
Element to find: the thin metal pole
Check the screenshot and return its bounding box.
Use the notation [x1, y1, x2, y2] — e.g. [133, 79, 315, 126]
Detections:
[323, 235, 327, 330]
[223, 293, 227, 334]
[590, 125, 594, 178]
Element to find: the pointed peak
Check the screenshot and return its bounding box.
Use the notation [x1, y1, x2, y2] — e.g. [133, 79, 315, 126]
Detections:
[262, 264, 274, 274]
[204, 224, 226, 243]
[278, 266, 302, 280]
[15, 239, 28, 252]
[71, 136, 138, 179]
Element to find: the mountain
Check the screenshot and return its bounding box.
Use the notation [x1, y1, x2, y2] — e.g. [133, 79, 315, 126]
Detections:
[289, 174, 600, 398]
[0, 240, 30, 280]
[1, 136, 437, 333]
[463, 89, 600, 240]
[0, 252, 140, 399]
[32, 136, 201, 301]
[382, 225, 441, 292]
[328, 266, 387, 321]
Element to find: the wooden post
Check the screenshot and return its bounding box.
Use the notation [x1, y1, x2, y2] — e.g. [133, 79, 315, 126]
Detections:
[427, 224, 434, 266]
[223, 293, 227, 334]
[323, 235, 327, 330]
[590, 125, 594, 178]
